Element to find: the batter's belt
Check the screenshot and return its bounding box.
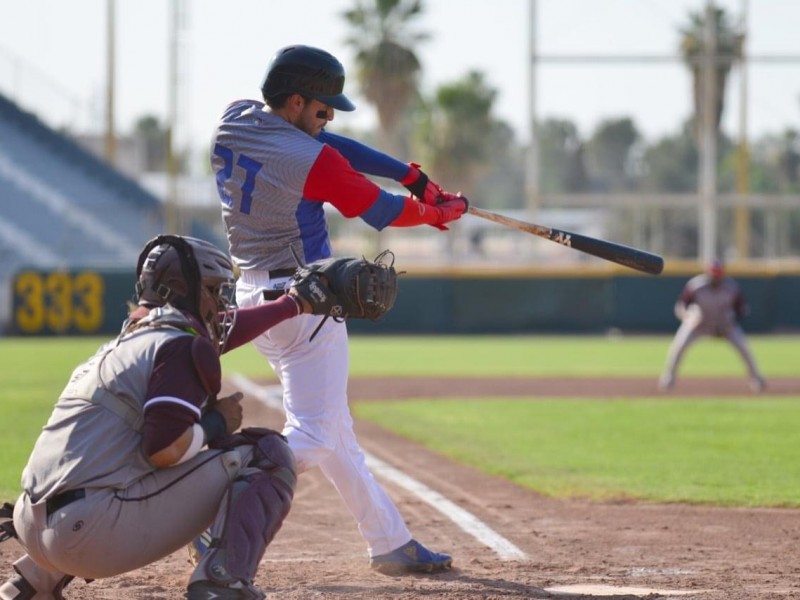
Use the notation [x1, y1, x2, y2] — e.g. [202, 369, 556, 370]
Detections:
[242, 268, 295, 301]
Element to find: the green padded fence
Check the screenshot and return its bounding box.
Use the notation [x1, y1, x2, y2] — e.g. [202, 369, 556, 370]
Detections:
[8, 267, 796, 336]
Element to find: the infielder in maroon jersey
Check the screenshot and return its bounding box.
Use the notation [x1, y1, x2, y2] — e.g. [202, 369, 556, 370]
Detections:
[658, 259, 766, 393]
[0, 235, 334, 600]
[206, 45, 464, 574]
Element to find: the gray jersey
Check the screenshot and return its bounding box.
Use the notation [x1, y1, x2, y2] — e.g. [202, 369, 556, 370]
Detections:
[211, 100, 324, 272]
[677, 274, 746, 335]
[21, 310, 195, 502]
[661, 273, 764, 390]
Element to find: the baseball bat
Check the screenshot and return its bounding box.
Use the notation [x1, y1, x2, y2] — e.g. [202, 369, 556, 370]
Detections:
[466, 206, 664, 275]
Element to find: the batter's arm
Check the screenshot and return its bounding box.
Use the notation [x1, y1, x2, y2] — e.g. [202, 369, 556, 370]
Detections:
[304, 146, 465, 231]
[318, 131, 444, 204]
[317, 130, 408, 180]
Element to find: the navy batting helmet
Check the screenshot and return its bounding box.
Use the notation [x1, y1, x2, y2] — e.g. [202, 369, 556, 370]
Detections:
[261, 45, 356, 111]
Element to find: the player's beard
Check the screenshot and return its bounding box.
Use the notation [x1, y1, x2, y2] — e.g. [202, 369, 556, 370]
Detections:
[295, 102, 328, 137]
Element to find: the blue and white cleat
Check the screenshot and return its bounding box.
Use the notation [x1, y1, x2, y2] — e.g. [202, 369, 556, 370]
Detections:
[370, 539, 453, 575]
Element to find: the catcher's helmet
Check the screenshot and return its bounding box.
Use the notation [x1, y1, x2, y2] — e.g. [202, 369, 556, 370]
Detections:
[135, 235, 236, 352]
[261, 45, 355, 111]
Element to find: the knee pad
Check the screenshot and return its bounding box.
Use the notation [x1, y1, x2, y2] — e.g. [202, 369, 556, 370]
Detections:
[248, 429, 297, 493]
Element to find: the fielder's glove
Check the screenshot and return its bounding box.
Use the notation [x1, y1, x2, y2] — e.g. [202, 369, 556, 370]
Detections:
[288, 250, 399, 340]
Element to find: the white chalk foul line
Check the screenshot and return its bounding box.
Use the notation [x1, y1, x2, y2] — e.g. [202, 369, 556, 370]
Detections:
[364, 454, 526, 560]
[230, 373, 527, 561]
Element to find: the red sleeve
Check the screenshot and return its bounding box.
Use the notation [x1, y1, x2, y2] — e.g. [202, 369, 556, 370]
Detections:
[390, 196, 443, 227]
[223, 294, 300, 353]
[303, 145, 382, 217]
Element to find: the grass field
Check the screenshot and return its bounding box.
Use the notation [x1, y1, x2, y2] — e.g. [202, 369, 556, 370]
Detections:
[1, 334, 798, 506]
[223, 334, 800, 377]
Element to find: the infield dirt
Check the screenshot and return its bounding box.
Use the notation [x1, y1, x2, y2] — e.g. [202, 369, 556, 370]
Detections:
[2, 376, 799, 599]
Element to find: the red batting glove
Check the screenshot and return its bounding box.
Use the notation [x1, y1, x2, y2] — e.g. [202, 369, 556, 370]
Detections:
[400, 162, 444, 205]
[430, 193, 469, 231]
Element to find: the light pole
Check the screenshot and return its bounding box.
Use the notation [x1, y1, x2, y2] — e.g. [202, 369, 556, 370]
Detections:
[526, 0, 540, 216]
[104, 0, 116, 166]
[698, 0, 718, 264]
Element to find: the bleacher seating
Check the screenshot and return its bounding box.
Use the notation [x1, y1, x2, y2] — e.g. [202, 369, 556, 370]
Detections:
[0, 92, 165, 285]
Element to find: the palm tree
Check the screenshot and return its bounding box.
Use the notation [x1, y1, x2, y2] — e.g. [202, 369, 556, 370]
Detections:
[679, 5, 743, 142]
[342, 0, 429, 155]
[425, 71, 497, 197]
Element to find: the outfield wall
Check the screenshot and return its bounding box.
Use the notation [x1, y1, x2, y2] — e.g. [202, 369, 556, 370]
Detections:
[6, 266, 800, 336]
[351, 268, 800, 335]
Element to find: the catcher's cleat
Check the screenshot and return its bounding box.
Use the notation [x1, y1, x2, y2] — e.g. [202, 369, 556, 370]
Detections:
[0, 572, 74, 600]
[370, 539, 453, 575]
[0, 574, 36, 600]
[186, 579, 265, 600]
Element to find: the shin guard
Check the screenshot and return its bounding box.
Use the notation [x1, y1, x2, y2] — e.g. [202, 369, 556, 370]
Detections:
[196, 429, 296, 587]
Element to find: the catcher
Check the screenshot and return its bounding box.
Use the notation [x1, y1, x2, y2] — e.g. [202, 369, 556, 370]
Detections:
[0, 235, 397, 600]
[658, 259, 766, 393]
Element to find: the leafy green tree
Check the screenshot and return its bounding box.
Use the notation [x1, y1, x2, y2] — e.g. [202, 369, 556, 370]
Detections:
[342, 0, 428, 155]
[423, 71, 497, 196]
[133, 115, 167, 172]
[585, 117, 642, 192]
[775, 129, 800, 191]
[537, 118, 587, 193]
[746, 129, 800, 193]
[410, 72, 521, 207]
[640, 122, 698, 192]
[472, 120, 525, 209]
[679, 5, 743, 142]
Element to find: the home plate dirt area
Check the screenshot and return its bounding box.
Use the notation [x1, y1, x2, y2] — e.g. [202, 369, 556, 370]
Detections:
[2, 376, 800, 599]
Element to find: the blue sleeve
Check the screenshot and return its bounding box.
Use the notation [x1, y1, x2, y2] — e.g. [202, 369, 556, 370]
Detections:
[317, 130, 409, 180]
[359, 189, 405, 231]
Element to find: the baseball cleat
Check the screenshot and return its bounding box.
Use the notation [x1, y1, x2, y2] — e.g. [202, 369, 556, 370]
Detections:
[657, 374, 674, 392]
[370, 539, 453, 575]
[186, 579, 266, 600]
[749, 377, 767, 393]
[0, 574, 36, 599]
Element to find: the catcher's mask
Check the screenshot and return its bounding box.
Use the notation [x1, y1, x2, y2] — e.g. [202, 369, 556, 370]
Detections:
[134, 235, 236, 353]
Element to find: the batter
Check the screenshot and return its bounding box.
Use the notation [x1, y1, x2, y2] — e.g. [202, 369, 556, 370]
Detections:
[210, 44, 466, 573]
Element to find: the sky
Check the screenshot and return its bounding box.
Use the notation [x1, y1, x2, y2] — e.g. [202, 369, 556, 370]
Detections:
[1, 0, 798, 167]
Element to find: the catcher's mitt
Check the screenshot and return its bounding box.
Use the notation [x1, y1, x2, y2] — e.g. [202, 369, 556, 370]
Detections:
[289, 250, 399, 340]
